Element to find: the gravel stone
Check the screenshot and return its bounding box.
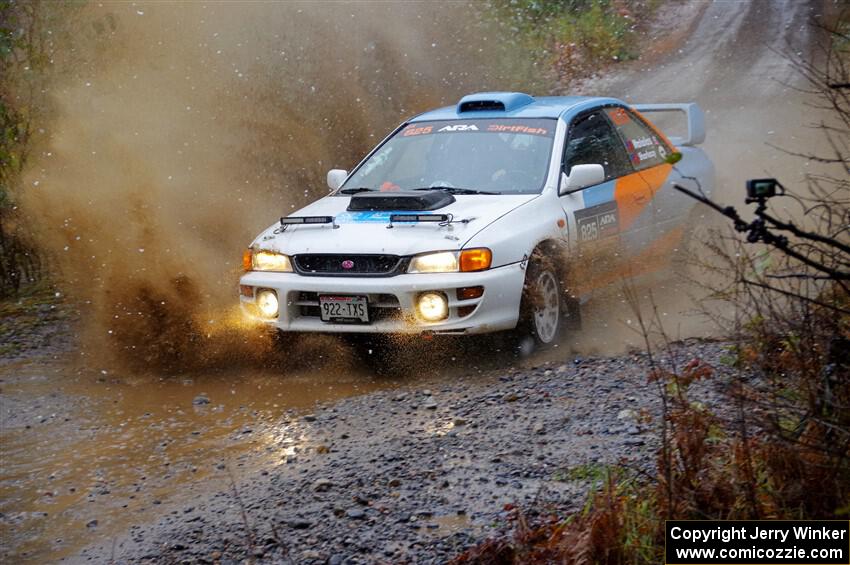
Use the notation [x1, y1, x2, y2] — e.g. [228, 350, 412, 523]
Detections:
[312, 479, 333, 492]
[346, 508, 366, 520]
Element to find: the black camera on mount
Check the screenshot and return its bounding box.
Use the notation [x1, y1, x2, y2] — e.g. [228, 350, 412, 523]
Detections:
[746, 178, 779, 201]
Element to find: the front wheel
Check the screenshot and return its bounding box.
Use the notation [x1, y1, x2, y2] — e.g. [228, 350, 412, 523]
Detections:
[515, 255, 563, 352]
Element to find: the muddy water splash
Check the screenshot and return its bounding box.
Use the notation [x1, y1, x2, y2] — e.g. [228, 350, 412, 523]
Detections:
[20, 2, 531, 371]
[0, 357, 398, 562]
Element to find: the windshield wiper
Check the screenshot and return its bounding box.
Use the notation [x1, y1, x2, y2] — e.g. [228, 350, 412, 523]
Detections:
[338, 187, 375, 194]
[413, 186, 500, 195]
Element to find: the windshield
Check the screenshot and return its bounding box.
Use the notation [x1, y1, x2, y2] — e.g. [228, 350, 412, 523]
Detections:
[340, 118, 556, 195]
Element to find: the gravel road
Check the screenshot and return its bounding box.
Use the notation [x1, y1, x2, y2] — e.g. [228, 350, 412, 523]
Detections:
[82, 339, 736, 565]
[588, 0, 823, 205]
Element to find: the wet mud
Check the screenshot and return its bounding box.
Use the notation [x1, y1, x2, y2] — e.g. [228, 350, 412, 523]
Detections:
[0, 354, 390, 561]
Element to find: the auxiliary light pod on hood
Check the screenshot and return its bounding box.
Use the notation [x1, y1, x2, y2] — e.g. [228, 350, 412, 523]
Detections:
[389, 214, 449, 223]
[346, 190, 456, 212]
[280, 216, 335, 225]
[279, 215, 339, 229]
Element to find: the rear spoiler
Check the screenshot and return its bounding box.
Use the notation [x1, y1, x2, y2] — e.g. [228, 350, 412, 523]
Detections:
[632, 103, 705, 147]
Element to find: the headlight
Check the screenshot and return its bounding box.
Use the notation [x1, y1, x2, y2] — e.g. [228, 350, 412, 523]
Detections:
[408, 251, 458, 273]
[407, 248, 492, 273]
[245, 249, 293, 272]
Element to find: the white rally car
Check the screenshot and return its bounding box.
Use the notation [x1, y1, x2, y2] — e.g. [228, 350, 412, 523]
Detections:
[240, 92, 713, 348]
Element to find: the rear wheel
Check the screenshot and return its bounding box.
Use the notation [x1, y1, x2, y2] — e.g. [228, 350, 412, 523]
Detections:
[672, 206, 726, 275]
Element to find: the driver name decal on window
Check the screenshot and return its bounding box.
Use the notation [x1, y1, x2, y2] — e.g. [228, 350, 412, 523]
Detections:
[605, 108, 671, 170]
[626, 136, 659, 165]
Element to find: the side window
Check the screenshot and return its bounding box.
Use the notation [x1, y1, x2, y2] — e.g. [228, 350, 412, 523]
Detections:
[564, 112, 632, 181]
[605, 107, 672, 170]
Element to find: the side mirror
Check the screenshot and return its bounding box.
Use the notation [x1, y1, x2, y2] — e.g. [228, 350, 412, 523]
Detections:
[327, 169, 348, 191]
[560, 164, 605, 195]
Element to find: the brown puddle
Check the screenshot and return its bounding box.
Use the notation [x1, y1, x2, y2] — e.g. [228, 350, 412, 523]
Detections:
[0, 356, 394, 563]
[432, 513, 474, 534]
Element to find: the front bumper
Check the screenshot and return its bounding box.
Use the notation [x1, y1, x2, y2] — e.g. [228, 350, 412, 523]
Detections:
[239, 262, 526, 335]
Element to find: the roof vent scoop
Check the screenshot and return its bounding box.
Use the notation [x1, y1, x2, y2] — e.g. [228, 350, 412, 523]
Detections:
[459, 100, 505, 112]
[457, 91, 535, 114]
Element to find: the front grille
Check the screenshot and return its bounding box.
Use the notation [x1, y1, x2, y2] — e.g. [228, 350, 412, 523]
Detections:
[292, 254, 405, 277]
[293, 292, 402, 322]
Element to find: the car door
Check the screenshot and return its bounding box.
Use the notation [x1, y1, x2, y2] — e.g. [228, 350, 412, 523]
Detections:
[558, 110, 653, 288]
[604, 107, 680, 260]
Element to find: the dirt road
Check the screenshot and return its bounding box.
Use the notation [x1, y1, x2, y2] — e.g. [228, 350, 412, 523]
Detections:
[81, 341, 734, 565]
[598, 0, 822, 201]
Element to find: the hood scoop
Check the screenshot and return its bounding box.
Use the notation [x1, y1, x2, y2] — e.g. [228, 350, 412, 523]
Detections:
[346, 190, 455, 212]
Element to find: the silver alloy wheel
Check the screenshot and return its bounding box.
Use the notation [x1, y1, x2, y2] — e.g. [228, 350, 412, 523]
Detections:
[532, 270, 560, 344]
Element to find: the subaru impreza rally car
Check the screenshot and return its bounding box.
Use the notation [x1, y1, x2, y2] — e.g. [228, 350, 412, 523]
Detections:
[239, 92, 713, 347]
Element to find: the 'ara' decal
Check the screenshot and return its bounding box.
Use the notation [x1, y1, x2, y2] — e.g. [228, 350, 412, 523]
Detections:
[574, 201, 620, 243]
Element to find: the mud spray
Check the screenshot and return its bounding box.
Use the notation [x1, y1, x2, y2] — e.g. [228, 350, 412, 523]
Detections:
[19, 2, 544, 372]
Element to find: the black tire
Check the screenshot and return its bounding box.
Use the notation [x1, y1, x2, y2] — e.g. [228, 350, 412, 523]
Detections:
[272, 328, 302, 350]
[340, 333, 390, 367]
[514, 252, 564, 353]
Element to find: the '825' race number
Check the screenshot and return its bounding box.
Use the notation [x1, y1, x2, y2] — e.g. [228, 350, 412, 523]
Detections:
[575, 202, 620, 243]
[580, 221, 599, 242]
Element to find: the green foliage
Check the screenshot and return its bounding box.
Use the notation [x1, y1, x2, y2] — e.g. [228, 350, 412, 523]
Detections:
[564, 1, 636, 61]
[484, 0, 650, 85]
[0, 0, 74, 296]
[1, 99, 24, 188]
[552, 462, 613, 487]
[0, 1, 26, 57]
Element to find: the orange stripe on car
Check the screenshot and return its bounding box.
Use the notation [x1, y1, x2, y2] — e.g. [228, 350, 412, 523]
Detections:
[639, 163, 673, 197]
[572, 225, 686, 296]
[614, 172, 651, 230]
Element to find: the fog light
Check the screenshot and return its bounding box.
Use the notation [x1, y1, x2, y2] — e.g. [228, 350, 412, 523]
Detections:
[417, 292, 448, 322]
[256, 289, 279, 318]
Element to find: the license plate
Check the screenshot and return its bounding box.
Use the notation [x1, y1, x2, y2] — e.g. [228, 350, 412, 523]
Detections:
[319, 295, 369, 323]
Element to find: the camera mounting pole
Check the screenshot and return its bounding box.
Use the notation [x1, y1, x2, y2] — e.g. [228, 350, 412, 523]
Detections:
[672, 179, 850, 281]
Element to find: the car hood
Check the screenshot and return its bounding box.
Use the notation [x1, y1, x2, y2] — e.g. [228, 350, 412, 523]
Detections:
[251, 193, 539, 256]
